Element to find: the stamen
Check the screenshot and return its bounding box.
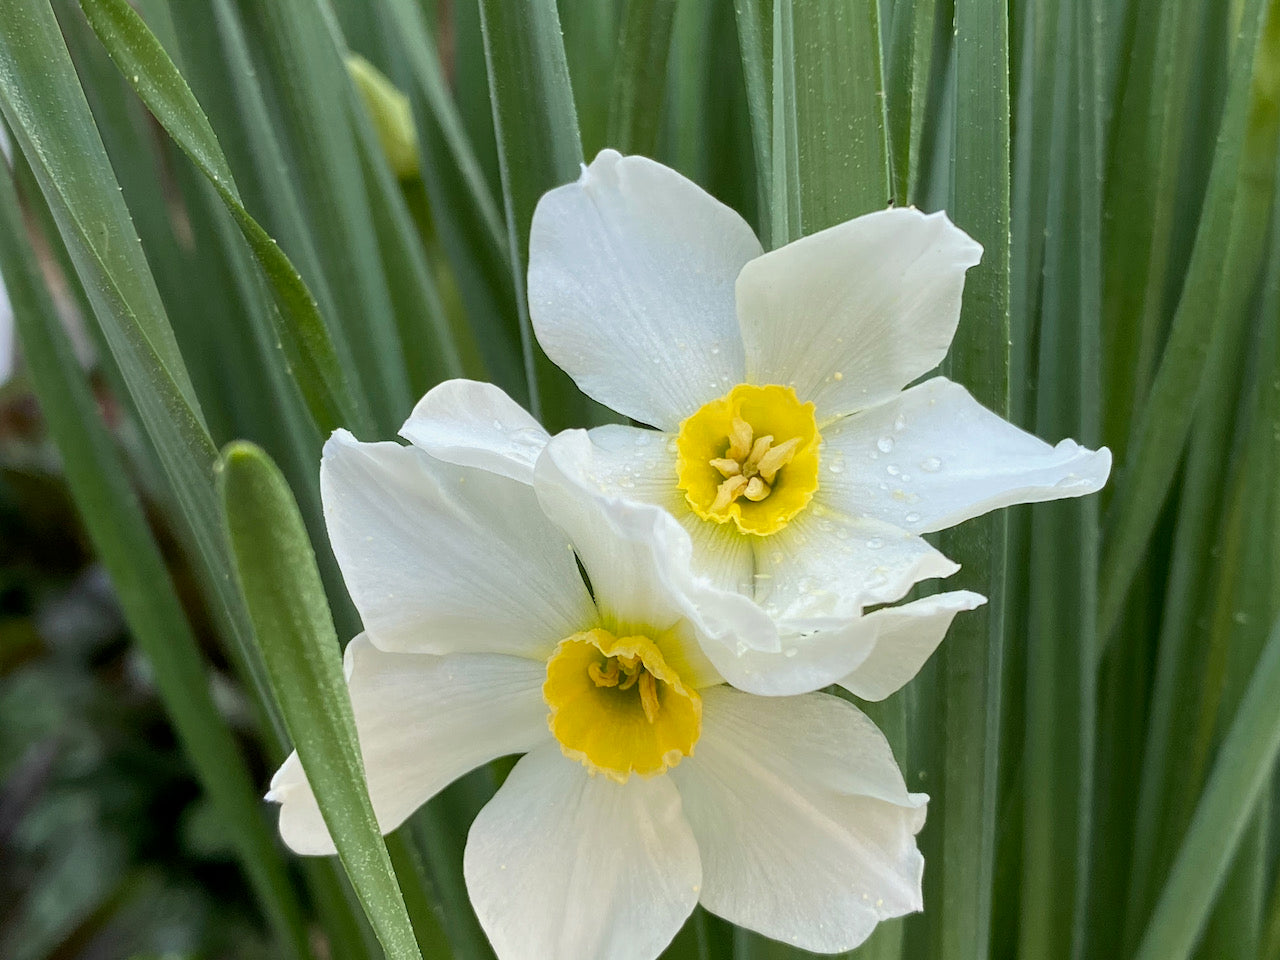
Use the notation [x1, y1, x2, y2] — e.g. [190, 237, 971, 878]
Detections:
[588, 660, 620, 687]
[638, 672, 660, 723]
[710, 474, 748, 513]
[744, 435, 774, 474]
[756, 436, 801, 482]
[586, 653, 661, 721]
[709, 458, 742, 477]
[726, 417, 754, 461]
[743, 477, 770, 501]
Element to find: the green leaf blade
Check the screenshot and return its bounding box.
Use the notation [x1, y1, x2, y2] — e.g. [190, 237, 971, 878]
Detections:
[218, 441, 424, 960]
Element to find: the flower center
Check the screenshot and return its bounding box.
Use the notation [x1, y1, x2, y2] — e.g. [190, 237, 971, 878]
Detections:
[543, 628, 701, 783]
[675, 384, 821, 536]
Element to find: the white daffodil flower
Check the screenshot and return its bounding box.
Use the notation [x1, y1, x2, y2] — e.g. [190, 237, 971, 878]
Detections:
[504, 149, 1109, 692]
[269, 427, 928, 958]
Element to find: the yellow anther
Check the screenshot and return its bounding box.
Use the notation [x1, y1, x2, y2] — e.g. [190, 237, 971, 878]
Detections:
[755, 436, 801, 482]
[710, 474, 748, 513]
[588, 660, 620, 687]
[638, 672, 660, 723]
[726, 417, 754, 460]
[709, 457, 742, 477]
[616, 663, 641, 690]
[743, 476, 770, 501]
[744, 435, 774, 474]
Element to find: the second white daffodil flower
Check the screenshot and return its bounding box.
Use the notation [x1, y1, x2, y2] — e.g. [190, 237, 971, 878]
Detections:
[269, 428, 927, 958]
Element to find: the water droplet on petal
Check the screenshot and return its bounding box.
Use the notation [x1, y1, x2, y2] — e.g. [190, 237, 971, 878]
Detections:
[877, 436, 894, 453]
[905, 511, 921, 523]
[921, 457, 943, 472]
[866, 537, 884, 549]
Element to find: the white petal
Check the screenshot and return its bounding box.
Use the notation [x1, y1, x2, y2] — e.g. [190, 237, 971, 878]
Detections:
[399, 379, 549, 483]
[678, 511, 757, 599]
[707, 589, 987, 698]
[736, 208, 982, 419]
[672, 687, 926, 953]
[269, 636, 548, 856]
[701, 613, 882, 697]
[528, 149, 760, 430]
[535, 432, 776, 686]
[821, 377, 1112, 533]
[840, 591, 987, 701]
[322, 430, 594, 658]
[753, 505, 959, 621]
[578, 423, 683, 505]
[464, 744, 700, 960]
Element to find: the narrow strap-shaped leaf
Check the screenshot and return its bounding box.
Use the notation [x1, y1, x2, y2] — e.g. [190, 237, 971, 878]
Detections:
[559, 0, 622, 159]
[1098, 0, 1280, 652]
[790, 0, 891, 230]
[607, 0, 678, 156]
[924, 0, 1011, 957]
[732, 0, 773, 241]
[1019, 0, 1104, 952]
[1265, 864, 1280, 960]
[769, 0, 800, 246]
[78, 0, 368, 436]
[1132, 614, 1280, 960]
[477, 0, 598, 429]
[882, 0, 918, 204]
[0, 0, 283, 746]
[0, 165, 311, 960]
[383, 832, 457, 959]
[756, 0, 891, 246]
[1100, 0, 1214, 456]
[218, 441, 424, 960]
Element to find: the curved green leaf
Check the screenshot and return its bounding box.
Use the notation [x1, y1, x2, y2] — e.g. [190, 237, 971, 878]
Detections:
[218, 441, 424, 960]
